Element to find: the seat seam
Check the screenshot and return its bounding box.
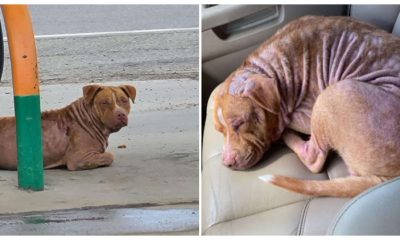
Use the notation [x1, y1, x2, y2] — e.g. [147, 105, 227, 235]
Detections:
[297, 198, 312, 235]
[205, 199, 310, 231]
[205, 152, 222, 161]
[202, 153, 222, 169]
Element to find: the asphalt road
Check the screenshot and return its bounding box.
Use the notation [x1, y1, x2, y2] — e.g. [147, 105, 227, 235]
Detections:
[2, 29, 199, 84]
[0, 5, 199, 235]
[1, 5, 199, 84]
[1, 5, 199, 35]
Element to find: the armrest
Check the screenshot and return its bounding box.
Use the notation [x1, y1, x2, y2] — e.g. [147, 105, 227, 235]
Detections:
[328, 176, 400, 235]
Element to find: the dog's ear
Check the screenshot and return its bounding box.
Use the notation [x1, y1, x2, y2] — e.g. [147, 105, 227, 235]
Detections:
[83, 84, 103, 104]
[229, 73, 280, 115]
[119, 85, 136, 103]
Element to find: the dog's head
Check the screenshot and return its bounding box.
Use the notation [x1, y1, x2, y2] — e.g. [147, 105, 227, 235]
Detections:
[83, 84, 136, 132]
[214, 70, 283, 170]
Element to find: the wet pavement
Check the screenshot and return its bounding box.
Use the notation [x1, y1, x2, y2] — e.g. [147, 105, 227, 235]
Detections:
[0, 204, 198, 235]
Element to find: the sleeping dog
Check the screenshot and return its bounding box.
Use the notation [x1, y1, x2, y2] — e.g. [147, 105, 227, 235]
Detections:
[214, 16, 400, 197]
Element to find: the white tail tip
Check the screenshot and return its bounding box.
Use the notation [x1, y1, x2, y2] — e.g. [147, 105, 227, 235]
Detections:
[258, 174, 275, 182]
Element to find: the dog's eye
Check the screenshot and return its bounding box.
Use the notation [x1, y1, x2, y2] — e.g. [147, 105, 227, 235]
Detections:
[120, 98, 128, 103]
[253, 112, 261, 123]
[101, 100, 111, 105]
[232, 119, 244, 132]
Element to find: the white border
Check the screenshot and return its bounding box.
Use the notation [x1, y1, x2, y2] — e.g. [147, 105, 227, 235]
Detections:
[0, 1, 399, 5]
[198, 4, 202, 237]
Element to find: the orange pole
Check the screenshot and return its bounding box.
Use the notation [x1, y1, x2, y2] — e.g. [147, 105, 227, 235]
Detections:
[2, 4, 39, 96]
[2, 4, 44, 191]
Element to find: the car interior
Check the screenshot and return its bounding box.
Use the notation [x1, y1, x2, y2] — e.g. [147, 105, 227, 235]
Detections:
[201, 4, 400, 235]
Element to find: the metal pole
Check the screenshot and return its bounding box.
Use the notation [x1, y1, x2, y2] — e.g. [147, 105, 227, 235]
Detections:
[1, 5, 44, 191]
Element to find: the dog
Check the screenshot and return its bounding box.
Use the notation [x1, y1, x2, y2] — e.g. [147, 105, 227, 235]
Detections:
[0, 84, 136, 171]
[214, 16, 400, 197]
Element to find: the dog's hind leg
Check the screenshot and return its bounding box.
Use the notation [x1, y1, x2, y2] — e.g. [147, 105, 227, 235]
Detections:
[262, 80, 400, 197]
[66, 151, 115, 171]
[282, 129, 328, 173]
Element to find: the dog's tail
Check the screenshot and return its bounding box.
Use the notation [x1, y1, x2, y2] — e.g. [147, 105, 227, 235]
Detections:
[259, 174, 389, 197]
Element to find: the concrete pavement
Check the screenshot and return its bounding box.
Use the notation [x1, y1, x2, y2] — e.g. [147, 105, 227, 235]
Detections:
[0, 79, 198, 211]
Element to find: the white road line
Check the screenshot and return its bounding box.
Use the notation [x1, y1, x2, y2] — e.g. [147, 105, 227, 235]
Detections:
[2, 27, 199, 41]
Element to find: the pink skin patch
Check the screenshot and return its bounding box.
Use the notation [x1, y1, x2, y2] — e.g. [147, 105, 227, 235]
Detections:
[228, 72, 257, 96]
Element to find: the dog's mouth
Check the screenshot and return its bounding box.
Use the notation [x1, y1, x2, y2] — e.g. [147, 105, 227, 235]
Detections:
[232, 155, 261, 170]
[109, 122, 127, 133]
[226, 149, 262, 170]
[225, 141, 268, 170]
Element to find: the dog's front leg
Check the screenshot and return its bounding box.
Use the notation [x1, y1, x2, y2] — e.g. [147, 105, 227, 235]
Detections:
[66, 151, 114, 171]
[282, 129, 327, 173]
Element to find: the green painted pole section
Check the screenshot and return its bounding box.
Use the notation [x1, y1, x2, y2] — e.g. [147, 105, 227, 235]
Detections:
[14, 95, 44, 191]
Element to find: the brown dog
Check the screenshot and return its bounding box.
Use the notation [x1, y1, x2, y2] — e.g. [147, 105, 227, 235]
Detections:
[214, 16, 400, 197]
[0, 84, 136, 171]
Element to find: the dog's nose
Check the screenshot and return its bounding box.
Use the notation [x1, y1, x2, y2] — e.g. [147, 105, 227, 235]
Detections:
[115, 110, 128, 124]
[115, 110, 127, 119]
[223, 150, 238, 168]
[117, 112, 126, 118]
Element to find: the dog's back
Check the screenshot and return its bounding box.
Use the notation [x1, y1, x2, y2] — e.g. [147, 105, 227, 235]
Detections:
[245, 16, 400, 98]
[0, 109, 70, 170]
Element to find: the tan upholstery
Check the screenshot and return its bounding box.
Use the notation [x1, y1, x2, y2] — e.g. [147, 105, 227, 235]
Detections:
[204, 201, 308, 235]
[328, 176, 400, 235]
[202, 86, 351, 235]
[299, 198, 349, 235]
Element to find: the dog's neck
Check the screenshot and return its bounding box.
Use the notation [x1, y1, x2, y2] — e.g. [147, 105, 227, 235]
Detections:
[56, 98, 110, 151]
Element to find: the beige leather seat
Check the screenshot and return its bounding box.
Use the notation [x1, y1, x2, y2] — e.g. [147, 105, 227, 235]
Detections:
[202, 6, 400, 235]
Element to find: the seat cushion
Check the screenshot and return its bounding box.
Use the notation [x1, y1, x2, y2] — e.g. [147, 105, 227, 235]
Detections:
[298, 198, 349, 235]
[328, 176, 400, 235]
[202, 85, 351, 235]
[204, 201, 308, 235]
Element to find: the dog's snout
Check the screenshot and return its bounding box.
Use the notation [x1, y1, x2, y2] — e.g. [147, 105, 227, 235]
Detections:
[114, 109, 128, 125]
[117, 112, 126, 118]
[222, 150, 239, 168]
